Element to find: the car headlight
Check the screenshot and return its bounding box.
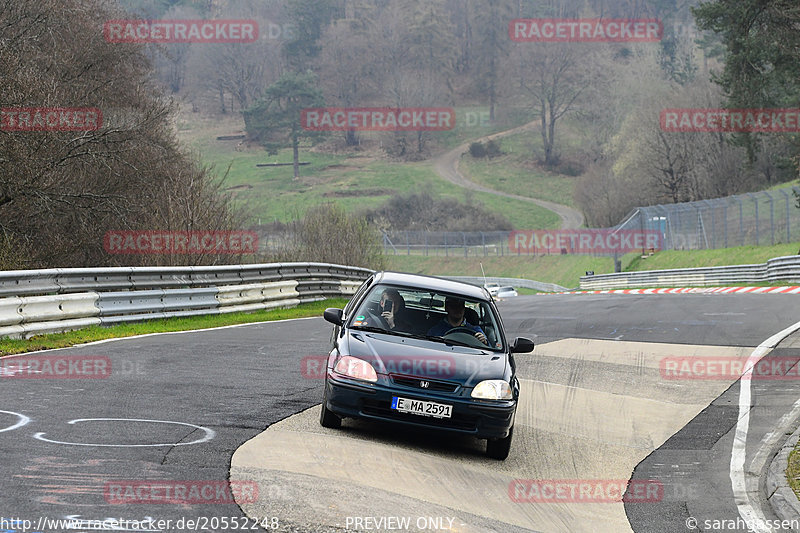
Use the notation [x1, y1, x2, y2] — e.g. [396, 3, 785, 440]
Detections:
[333, 356, 378, 382]
[471, 380, 513, 400]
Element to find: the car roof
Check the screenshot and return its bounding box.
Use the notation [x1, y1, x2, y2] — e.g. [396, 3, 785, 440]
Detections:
[373, 271, 490, 301]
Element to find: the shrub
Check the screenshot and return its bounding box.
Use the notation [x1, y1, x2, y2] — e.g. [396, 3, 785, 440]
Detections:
[469, 140, 504, 159]
[485, 140, 504, 158]
[469, 142, 487, 158]
[363, 192, 512, 232]
[267, 203, 385, 270]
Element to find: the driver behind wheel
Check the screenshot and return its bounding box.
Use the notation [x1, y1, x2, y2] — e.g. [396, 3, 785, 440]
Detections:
[427, 297, 488, 344]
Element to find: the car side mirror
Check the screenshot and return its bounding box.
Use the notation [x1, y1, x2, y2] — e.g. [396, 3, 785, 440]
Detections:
[510, 337, 534, 353]
[323, 308, 344, 326]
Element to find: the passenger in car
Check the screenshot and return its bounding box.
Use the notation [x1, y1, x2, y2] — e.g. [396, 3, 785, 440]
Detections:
[380, 288, 412, 331]
[427, 296, 488, 344]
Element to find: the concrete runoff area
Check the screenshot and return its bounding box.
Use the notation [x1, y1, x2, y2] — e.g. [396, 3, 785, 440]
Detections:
[231, 339, 754, 532]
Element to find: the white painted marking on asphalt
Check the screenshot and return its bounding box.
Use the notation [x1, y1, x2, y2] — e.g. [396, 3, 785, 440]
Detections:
[33, 417, 216, 447]
[748, 397, 800, 483]
[0, 410, 31, 433]
[731, 319, 800, 533]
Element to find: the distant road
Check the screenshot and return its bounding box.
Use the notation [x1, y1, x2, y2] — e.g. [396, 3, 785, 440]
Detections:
[432, 121, 585, 229]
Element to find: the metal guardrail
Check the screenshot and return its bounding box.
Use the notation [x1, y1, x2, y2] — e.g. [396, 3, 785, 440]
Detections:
[580, 255, 800, 290]
[446, 276, 567, 293]
[0, 263, 371, 297]
[0, 263, 373, 339]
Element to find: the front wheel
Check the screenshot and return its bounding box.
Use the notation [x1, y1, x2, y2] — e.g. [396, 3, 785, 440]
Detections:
[319, 386, 342, 429]
[486, 426, 513, 460]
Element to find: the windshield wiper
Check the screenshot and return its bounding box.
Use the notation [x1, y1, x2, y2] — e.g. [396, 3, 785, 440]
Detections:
[350, 325, 389, 334]
[419, 334, 474, 348]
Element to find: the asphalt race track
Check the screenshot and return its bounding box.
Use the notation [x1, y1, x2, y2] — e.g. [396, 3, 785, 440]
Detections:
[1, 295, 799, 532]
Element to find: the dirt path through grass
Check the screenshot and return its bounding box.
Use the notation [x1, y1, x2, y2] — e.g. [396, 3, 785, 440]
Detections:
[432, 121, 585, 229]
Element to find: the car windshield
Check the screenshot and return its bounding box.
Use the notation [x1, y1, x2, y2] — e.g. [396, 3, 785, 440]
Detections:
[350, 284, 504, 351]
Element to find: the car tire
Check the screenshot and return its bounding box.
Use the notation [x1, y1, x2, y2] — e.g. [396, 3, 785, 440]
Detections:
[486, 426, 513, 460]
[319, 386, 342, 429]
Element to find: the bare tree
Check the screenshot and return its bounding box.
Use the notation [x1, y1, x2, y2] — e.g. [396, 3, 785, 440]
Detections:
[317, 19, 374, 146]
[513, 43, 589, 166]
[184, 0, 286, 113]
[0, 0, 245, 267]
[472, 0, 514, 121]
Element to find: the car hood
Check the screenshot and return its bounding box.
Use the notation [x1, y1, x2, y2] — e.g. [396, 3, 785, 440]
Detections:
[343, 331, 508, 386]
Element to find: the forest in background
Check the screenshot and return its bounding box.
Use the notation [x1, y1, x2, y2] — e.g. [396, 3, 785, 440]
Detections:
[124, 0, 799, 228]
[0, 0, 797, 268]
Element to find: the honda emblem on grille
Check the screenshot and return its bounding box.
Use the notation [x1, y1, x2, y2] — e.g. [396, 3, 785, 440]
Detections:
[420, 380, 430, 388]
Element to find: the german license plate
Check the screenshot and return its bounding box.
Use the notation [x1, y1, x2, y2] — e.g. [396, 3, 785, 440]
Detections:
[391, 396, 452, 419]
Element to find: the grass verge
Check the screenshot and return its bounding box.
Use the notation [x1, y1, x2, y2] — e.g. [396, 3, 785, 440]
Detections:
[387, 242, 800, 289]
[0, 298, 348, 356]
[787, 445, 800, 500]
[387, 254, 638, 289]
[624, 244, 800, 271]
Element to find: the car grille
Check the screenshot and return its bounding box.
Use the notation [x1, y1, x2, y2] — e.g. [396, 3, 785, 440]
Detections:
[361, 398, 477, 431]
[391, 375, 459, 393]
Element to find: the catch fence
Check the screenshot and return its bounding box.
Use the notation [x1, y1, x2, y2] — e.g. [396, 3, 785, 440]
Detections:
[616, 187, 800, 251]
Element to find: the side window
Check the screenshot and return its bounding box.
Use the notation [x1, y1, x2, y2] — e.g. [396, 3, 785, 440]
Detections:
[479, 302, 504, 350]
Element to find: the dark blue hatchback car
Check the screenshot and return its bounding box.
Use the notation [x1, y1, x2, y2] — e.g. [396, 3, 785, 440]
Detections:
[320, 271, 534, 459]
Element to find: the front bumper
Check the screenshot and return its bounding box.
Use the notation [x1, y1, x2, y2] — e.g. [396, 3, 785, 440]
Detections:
[324, 375, 516, 439]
